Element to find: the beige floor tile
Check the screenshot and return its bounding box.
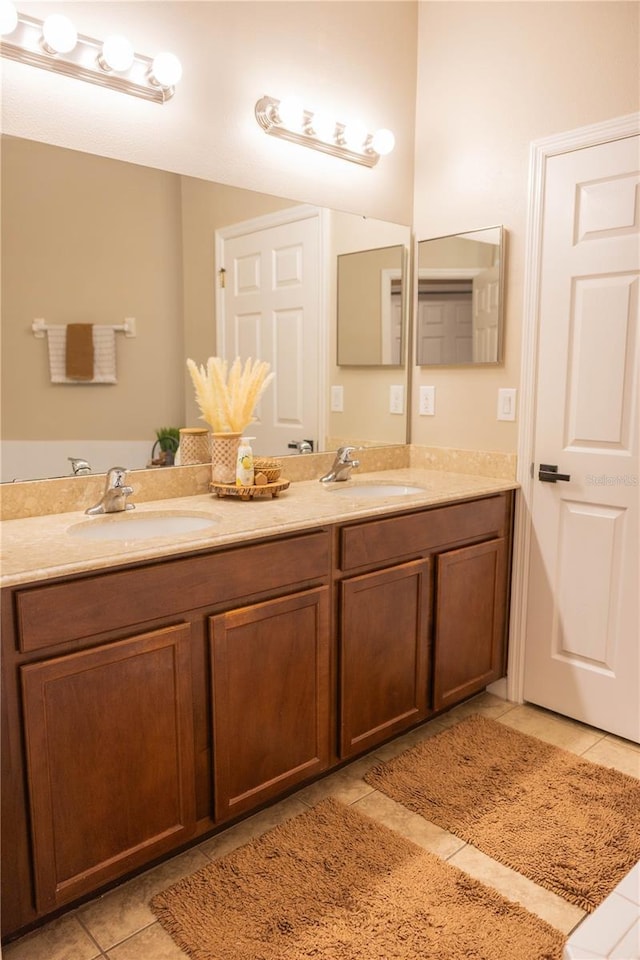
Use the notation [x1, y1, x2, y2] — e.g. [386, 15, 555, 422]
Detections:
[3, 914, 103, 960]
[106, 922, 187, 960]
[497, 703, 605, 754]
[352, 789, 466, 859]
[294, 755, 377, 806]
[434, 692, 518, 728]
[448, 843, 586, 935]
[371, 718, 448, 760]
[581, 736, 640, 779]
[77, 847, 209, 951]
[198, 794, 309, 860]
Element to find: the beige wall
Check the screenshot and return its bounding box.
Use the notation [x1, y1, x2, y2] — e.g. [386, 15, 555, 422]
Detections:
[1, 136, 184, 442]
[412, 1, 639, 454]
[1, 2, 417, 225]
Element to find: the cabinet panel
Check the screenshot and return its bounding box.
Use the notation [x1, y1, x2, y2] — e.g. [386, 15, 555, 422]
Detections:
[433, 538, 506, 710]
[340, 495, 506, 572]
[17, 531, 330, 652]
[211, 587, 331, 821]
[21, 624, 196, 912]
[340, 559, 431, 758]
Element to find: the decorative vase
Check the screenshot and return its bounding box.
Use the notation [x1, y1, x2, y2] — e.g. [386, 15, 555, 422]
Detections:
[210, 432, 241, 484]
[179, 428, 210, 466]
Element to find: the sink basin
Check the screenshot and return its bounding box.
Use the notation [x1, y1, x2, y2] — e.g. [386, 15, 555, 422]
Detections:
[327, 483, 425, 498]
[68, 513, 219, 542]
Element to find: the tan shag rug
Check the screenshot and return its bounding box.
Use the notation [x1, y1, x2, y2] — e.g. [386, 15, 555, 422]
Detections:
[365, 714, 640, 913]
[151, 797, 565, 960]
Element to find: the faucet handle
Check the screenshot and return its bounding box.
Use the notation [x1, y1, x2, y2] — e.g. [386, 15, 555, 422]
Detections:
[337, 446, 359, 463]
[105, 466, 129, 488]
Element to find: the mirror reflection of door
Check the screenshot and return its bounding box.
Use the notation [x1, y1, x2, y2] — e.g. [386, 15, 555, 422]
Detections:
[217, 207, 322, 458]
[416, 226, 504, 366]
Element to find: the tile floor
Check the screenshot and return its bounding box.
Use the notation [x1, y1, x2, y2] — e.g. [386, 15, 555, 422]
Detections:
[4, 694, 640, 960]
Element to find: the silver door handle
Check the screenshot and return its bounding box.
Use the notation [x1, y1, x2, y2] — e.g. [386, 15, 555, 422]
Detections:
[538, 464, 571, 483]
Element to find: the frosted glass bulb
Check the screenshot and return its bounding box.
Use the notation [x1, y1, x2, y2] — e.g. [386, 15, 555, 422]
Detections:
[343, 120, 368, 152]
[277, 96, 305, 131]
[311, 110, 336, 142]
[151, 51, 182, 87]
[371, 128, 395, 156]
[101, 35, 135, 72]
[0, 0, 17, 36]
[42, 14, 77, 54]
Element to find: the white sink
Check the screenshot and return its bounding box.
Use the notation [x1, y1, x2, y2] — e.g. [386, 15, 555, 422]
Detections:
[327, 483, 425, 498]
[68, 513, 219, 542]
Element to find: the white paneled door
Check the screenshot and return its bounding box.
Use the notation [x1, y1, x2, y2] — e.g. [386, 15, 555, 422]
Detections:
[217, 208, 322, 457]
[524, 133, 639, 742]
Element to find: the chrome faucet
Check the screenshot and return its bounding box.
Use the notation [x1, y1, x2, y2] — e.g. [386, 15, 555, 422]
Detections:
[319, 446, 361, 483]
[69, 457, 91, 476]
[85, 466, 135, 515]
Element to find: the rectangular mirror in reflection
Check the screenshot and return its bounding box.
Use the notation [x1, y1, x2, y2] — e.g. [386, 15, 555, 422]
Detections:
[416, 226, 504, 366]
[337, 243, 406, 366]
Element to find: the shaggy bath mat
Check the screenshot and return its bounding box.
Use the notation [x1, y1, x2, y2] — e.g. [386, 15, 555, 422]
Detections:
[365, 714, 640, 913]
[151, 797, 565, 960]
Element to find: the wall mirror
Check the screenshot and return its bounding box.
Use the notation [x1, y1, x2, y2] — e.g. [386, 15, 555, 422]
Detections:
[416, 225, 504, 366]
[337, 243, 406, 366]
[1, 135, 410, 482]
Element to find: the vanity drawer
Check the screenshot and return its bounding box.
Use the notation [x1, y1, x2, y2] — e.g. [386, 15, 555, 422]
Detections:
[16, 530, 330, 652]
[339, 495, 508, 572]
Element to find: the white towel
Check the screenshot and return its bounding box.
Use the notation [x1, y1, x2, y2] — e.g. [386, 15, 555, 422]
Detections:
[46, 325, 117, 384]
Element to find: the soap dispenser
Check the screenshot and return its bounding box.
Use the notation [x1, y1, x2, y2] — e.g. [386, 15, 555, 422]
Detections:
[236, 437, 255, 487]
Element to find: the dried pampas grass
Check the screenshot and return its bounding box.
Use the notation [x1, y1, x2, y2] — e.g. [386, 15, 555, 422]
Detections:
[186, 356, 274, 434]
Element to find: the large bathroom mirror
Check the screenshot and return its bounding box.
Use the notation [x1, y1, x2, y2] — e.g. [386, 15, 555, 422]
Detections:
[416, 226, 504, 366]
[337, 243, 406, 366]
[0, 135, 410, 482]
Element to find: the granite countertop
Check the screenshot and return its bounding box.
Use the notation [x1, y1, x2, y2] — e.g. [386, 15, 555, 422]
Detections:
[0, 468, 518, 588]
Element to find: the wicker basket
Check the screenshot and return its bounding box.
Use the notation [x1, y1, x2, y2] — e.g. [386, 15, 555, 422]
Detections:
[253, 457, 282, 483]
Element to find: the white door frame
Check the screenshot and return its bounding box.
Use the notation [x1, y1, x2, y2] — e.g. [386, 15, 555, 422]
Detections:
[507, 112, 640, 704]
[215, 204, 329, 453]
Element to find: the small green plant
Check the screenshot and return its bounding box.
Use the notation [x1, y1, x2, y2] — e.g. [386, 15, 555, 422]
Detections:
[155, 427, 180, 454]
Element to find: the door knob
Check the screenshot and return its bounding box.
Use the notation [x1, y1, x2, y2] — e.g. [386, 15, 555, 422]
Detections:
[538, 464, 571, 483]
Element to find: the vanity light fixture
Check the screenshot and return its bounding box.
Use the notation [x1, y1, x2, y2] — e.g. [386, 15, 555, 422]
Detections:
[255, 94, 395, 168]
[0, 1, 182, 103]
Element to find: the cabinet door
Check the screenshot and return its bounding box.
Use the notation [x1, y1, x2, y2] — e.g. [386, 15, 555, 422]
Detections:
[211, 587, 330, 821]
[340, 558, 431, 759]
[21, 624, 196, 913]
[433, 538, 507, 710]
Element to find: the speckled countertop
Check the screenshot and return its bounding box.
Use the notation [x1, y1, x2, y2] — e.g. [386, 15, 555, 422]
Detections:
[0, 468, 518, 588]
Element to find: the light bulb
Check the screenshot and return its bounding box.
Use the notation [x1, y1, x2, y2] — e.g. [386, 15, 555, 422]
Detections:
[101, 35, 135, 73]
[150, 51, 182, 87]
[310, 110, 336, 142]
[371, 128, 395, 156]
[0, 0, 18, 36]
[277, 96, 305, 131]
[42, 14, 77, 54]
[343, 120, 368, 152]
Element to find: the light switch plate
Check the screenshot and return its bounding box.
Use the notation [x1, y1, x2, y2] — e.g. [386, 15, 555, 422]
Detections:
[331, 385, 344, 412]
[497, 388, 517, 421]
[419, 385, 435, 416]
[389, 384, 404, 415]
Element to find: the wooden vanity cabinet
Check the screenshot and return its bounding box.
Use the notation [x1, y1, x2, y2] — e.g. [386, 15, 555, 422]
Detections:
[0, 492, 514, 941]
[337, 492, 513, 758]
[210, 587, 331, 821]
[1, 528, 332, 940]
[433, 537, 507, 710]
[339, 559, 431, 758]
[20, 623, 196, 914]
